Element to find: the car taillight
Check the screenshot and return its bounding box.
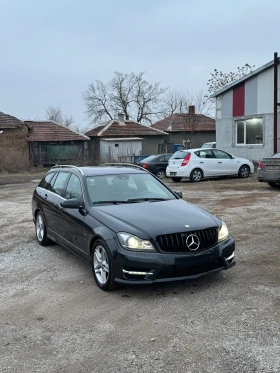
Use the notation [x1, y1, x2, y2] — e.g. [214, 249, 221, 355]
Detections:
[181, 154, 191, 166]
[142, 163, 148, 169]
[258, 162, 265, 169]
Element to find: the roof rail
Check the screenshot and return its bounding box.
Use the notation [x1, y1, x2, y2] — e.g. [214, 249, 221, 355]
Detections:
[100, 162, 150, 173]
[51, 164, 84, 175]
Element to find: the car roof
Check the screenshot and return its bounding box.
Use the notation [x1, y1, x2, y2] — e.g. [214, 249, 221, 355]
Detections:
[50, 165, 148, 176]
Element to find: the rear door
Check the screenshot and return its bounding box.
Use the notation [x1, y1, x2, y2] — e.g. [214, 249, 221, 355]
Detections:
[194, 150, 218, 176]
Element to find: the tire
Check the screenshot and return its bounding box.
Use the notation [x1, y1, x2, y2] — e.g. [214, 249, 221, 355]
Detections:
[238, 165, 250, 178]
[190, 168, 203, 182]
[171, 177, 182, 182]
[35, 212, 51, 246]
[155, 169, 166, 179]
[268, 182, 279, 188]
[91, 239, 116, 291]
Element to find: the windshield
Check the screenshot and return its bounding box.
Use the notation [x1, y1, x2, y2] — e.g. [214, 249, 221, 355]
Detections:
[201, 143, 211, 148]
[86, 173, 177, 204]
[140, 155, 157, 162]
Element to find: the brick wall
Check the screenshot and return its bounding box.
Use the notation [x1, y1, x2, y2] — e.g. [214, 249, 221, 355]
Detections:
[0, 126, 30, 172]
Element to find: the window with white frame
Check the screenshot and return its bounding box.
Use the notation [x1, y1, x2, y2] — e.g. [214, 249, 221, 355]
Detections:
[236, 117, 263, 145]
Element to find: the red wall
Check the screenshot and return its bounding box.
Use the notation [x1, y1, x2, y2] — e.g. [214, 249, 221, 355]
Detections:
[233, 83, 245, 117]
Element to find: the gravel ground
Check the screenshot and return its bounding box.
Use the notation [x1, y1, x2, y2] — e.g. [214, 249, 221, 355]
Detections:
[0, 174, 279, 373]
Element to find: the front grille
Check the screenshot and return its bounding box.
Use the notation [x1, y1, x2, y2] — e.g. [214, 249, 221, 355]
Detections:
[156, 228, 218, 253]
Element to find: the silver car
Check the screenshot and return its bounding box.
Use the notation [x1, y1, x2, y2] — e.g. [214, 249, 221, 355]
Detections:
[258, 153, 280, 187]
[166, 148, 254, 182]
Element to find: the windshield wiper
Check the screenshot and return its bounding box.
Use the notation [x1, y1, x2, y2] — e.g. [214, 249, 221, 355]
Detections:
[127, 198, 170, 202]
[93, 200, 138, 205]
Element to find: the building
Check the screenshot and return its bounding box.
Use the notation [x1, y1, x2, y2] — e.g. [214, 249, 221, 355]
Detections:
[26, 121, 90, 166]
[0, 111, 30, 172]
[151, 106, 216, 148]
[84, 114, 168, 162]
[211, 54, 280, 160]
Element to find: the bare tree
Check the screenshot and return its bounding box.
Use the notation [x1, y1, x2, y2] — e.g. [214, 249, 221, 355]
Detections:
[83, 72, 167, 125]
[45, 105, 78, 131]
[206, 63, 255, 96]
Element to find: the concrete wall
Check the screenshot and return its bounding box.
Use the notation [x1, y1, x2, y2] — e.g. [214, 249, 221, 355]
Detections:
[0, 126, 29, 172]
[139, 135, 166, 155]
[216, 113, 280, 161]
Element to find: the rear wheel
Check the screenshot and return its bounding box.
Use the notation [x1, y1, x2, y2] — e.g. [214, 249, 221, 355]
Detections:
[171, 177, 182, 182]
[155, 169, 166, 179]
[238, 165, 250, 178]
[268, 182, 279, 188]
[91, 239, 116, 291]
[35, 212, 51, 246]
[190, 168, 203, 182]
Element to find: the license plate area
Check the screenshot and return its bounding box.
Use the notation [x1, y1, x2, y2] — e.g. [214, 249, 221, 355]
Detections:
[266, 166, 280, 170]
[170, 172, 177, 175]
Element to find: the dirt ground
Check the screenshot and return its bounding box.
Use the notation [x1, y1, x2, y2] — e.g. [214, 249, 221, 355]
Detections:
[0, 173, 279, 373]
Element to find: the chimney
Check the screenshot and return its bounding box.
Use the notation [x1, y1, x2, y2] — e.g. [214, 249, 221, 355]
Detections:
[189, 105, 195, 117]
[118, 113, 125, 122]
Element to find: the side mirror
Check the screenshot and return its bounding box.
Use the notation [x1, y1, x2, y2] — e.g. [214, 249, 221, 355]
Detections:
[61, 198, 81, 209]
[172, 190, 183, 198]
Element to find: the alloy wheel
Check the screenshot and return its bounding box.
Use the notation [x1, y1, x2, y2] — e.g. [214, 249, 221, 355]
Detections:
[36, 214, 44, 242]
[93, 245, 109, 285]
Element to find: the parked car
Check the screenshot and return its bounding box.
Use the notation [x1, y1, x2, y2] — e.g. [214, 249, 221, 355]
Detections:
[32, 164, 235, 291]
[137, 154, 173, 178]
[166, 148, 254, 182]
[201, 142, 216, 149]
[258, 153, 280, 187]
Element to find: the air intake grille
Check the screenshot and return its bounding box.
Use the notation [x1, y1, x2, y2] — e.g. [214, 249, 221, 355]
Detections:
[156, 228, 218, 253]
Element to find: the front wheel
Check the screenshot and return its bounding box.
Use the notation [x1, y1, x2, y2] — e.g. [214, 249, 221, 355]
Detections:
[91, 239, 116, 291]
[238, 165, 250, 178]
[35, 212, 51, 246]
[190, 168, 203, 182]
[171, 177, 182, 182]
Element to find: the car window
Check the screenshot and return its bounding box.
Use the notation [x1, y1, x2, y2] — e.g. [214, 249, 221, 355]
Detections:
[39, 172, 56, 189]
[195, 150, 214, 159]
[170, 151, 190, 160]
[272, 153, 280, 158]
[213, 150, 231, 159]
[160, 155, 172, 162]
[51, 172, 69, 196]
[140, 155, 157, 162]
[65, 174, 83, 200]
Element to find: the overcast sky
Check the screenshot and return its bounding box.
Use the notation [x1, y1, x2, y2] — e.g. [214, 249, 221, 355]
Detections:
[0, 0, 279, 130]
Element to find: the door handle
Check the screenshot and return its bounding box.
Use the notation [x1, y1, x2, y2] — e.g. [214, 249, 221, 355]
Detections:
[58, 203, 64, 211]
[43, 194, 48, 200]
[200, 162, 204, 164]
[218, 162, 222, 164]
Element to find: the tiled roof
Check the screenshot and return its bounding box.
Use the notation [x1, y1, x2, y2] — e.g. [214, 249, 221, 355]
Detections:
[151, 114, 215, 132]
[85, 120, 168, 137]
[25, 121, 90, 142]
[0, 111, 26, 129]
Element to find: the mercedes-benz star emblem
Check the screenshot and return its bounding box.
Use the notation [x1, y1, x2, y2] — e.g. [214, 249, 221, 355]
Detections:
[186, 234, 200, 251]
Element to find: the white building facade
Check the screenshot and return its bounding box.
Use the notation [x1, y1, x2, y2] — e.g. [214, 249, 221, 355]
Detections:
[212, 58, 280, 161]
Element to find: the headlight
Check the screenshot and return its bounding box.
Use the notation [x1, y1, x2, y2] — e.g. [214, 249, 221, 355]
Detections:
[218, 222, 229, 242]
[117, 233, 155, 251]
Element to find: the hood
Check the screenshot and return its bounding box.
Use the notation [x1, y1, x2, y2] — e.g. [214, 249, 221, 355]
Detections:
[90, 199, 220, 239]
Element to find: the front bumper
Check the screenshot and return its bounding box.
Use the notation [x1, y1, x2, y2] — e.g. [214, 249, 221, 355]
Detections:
[108, 236, 235, 284]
